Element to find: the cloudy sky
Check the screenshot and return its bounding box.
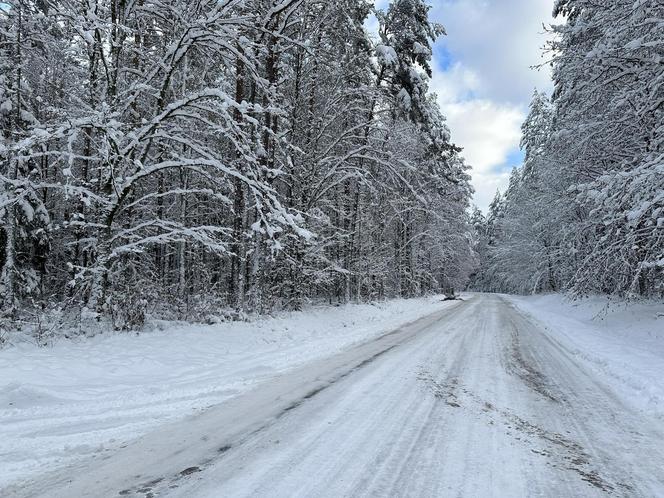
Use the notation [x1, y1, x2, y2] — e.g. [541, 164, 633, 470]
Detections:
[374, 0, 556, 211]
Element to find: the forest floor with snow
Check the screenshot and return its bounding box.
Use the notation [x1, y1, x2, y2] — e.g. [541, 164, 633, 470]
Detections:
[1, 293, 663, 495]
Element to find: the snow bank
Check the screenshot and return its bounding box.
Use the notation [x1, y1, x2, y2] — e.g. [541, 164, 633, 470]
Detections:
[506, 294, 664, 419]
[0, 295, 451, 489]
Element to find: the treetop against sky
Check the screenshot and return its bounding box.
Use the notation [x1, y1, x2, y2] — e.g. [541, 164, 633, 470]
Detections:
[371, 0, 555, 211]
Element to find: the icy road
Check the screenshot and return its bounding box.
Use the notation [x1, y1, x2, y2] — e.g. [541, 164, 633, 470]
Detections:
[6, 295, 664, 497]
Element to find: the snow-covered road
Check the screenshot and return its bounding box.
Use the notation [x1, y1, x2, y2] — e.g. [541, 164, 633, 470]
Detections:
[5, 294, 664, 497]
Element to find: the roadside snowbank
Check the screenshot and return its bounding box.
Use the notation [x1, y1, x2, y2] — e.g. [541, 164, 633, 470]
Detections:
[506, 294, 664, 419]
[0, 295, 451, 489]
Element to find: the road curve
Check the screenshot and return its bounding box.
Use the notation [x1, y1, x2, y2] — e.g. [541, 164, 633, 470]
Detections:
[7, 295, 664, 497]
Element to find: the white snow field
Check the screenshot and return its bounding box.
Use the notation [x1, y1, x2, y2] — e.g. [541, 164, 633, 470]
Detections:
[2, 294, 664, 497]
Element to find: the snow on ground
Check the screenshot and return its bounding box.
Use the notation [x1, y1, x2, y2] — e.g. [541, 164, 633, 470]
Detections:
[24, 293, 660, 498]
[0, 295, 452, 489]
[506, 293, 664, 419]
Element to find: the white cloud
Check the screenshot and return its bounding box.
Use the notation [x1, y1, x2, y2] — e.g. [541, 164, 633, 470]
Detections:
[441, 99, 523, 173]
[440, 98, 524, 209]
[429, 61, 525, 210]
[426, 0, 555, 210]
[429, 62, 483, 103]
[431, 0, 555, 104]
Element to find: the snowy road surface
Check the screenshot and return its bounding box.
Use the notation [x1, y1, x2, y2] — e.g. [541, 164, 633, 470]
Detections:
[5, 294, 664, 497]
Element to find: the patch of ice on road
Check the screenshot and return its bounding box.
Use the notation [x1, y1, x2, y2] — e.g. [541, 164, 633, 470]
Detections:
[0, 295, 451, 489]
[505, 294, 664, 419]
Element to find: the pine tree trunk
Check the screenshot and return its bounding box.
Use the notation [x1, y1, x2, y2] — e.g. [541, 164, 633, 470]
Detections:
[229, 49, 246, 309]
[177, 170, 188, 297]
[1, 3, 24, 315]
[1, 175, 17, 315]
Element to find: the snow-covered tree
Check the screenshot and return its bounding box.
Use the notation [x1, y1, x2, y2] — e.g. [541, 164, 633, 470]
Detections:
[0, 0, 478, 334]
[475, 0, 663, 298]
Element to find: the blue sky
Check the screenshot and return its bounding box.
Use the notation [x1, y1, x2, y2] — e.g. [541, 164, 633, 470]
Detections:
[373, 0, 556, 211]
